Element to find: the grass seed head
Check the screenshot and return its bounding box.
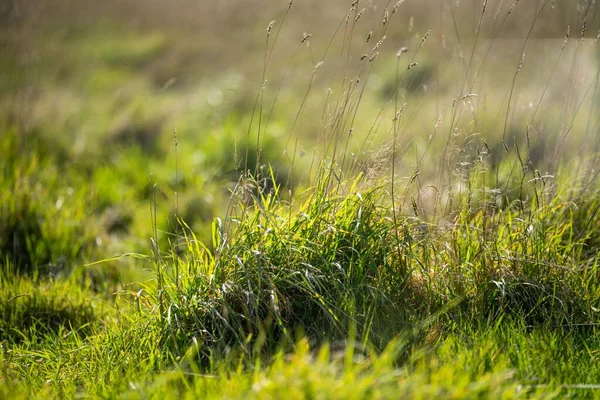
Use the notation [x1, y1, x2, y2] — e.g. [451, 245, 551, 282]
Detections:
[371, 35, 386, 52]
[267, 20, 275, 36]
[396, 47, 409, 57]
[562, 26, 570, 49]
[355, 8, 366, 21]
[346, 7, 356, 22]
[392, 0, 405, 14]
[434, 114, 442, 131]
[419, 30, 431, 48]
[393, 103, 407, 121]
[508, 0, 521, 15]
[517, 53, 525, 73]
[493, 0, 505, 21]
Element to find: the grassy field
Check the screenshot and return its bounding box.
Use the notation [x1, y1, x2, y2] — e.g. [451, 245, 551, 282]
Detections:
[2, 0, 600, 398]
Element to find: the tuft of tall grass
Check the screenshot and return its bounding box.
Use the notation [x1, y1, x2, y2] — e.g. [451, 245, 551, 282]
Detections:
[143, 176, 420, 360]
[117, 0, 600, 369]
[136, 169, 600, 367]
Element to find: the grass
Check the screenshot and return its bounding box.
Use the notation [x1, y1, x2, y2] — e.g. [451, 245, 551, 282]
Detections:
[0, 268, 103, 344]
[2, 0, 600, 398]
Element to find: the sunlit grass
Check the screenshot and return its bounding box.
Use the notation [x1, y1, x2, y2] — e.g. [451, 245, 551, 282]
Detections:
[2, 0, 600, 398]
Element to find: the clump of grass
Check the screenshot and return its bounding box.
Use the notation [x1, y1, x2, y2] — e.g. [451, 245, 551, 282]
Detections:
[140, 169, 600, 368]
[115, 0, 600, 371]
[146, 176, 424, 360]
[426, 179, 600, 329]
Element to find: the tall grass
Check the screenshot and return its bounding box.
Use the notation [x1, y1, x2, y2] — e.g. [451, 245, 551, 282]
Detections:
[134, 0, 600, 378]
[2, 0, 600, 397]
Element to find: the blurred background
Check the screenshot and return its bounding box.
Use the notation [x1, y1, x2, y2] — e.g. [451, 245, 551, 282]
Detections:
[1, 0, 599, 285]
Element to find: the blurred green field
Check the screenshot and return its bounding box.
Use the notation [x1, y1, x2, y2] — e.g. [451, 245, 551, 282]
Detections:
[2, 0, 600, 398]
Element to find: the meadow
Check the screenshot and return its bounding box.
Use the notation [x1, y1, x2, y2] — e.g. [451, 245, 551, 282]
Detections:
[2, 0, 600, 398]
